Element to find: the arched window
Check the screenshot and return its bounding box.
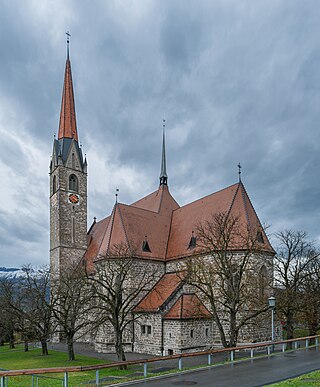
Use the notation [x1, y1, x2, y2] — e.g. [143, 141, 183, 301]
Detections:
[69, 174, 78, 192]
[52, 175, 57, 194]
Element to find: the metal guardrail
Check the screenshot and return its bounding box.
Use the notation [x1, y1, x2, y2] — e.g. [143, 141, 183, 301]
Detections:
[0, 335, 319, 387]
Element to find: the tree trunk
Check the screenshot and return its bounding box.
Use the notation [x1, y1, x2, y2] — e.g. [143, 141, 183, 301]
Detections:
[0, 339, 4, 346]
[115, 332, 127, 370]
[284, 313, 294, 349]
[24, 340, 29, 352]
[67, 336, 75, 361]
[41, 339, 49, 356]
[229, 310, 238, 348]
[9, 334, 15, 349]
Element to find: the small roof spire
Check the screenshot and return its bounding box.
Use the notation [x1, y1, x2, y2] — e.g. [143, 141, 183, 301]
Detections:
[238, 162, 242, 182]
[159, 119, 168, 186]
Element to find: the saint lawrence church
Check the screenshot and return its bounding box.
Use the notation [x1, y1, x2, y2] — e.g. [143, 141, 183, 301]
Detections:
[50, 46, 275, 356]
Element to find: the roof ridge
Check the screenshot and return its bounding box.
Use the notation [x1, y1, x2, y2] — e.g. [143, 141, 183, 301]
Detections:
[240, 182, 251, 226]
[118, 201, 169, 216]
[164, 207, 175, 260]
[226, 182, 241, 219]
[173, 182, 239, 213]
[105, 205, 117, 256]
[116, 203, 132, 254]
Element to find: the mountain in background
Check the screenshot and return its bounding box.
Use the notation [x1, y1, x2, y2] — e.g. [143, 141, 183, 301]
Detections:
[0, 267, 24, 277]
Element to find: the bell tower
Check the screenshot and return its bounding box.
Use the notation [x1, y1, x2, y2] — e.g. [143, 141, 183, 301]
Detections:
[49, 41, 87, 278]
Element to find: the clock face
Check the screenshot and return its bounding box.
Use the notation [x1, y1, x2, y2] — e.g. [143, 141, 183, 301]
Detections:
[68, 193, 80, 205]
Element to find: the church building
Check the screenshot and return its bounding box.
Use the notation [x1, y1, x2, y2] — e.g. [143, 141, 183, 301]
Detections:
[50, 46, 275, 356]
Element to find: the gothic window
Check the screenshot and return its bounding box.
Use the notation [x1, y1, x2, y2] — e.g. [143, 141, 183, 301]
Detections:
[72, 153, 75, 169]
[69, 174, 78, 192]
[52, 175, 57, 194]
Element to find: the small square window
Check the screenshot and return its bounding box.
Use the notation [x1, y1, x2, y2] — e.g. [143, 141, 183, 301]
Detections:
[147, 325, 152, 335]
[141, 325, 146, 334]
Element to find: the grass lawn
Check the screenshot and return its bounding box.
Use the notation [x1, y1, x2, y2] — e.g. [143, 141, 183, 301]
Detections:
[269, 370, 320, 386]
[0, 344, 140, 386]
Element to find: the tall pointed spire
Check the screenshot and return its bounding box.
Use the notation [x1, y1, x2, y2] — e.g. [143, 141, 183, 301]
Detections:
[159, 119, 168, 186]
[58, 32, 78, 142]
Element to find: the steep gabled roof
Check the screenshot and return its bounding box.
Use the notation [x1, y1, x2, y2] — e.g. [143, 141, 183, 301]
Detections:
[166, 182, 274, 260]
[133, 272, 185, 313]
[91, 185, 180, 262]
[84, 181, 274, 268]
[84, 215, 111, 272]
[58, 57, 78, 141]
[163, 294, 211, 319]
[131, 184, 179, 213]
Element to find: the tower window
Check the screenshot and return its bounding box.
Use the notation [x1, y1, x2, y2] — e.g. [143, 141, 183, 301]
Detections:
[69, 174, 78, 192]
[52, 175, 57, 194]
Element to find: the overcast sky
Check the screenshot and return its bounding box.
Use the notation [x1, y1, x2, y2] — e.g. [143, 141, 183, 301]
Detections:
[0, 0, 319, 267]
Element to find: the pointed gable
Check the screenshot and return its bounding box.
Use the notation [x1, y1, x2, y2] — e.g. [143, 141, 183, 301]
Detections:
[163, 294, 211, 319]
[134, 272, 185, 313]
[166, 183, 239, 259]
[58, 58, 78, 141]
[166, 182, 274, 260]
[84, 216, 111, 272]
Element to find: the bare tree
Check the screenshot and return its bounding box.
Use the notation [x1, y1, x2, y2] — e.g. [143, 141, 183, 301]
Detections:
[300, 259, 320, 337]
[51, 263, 98, 361]
[0, 276, 24, 349]
[0, 267, 52, 355]
[21, 265, 52, 355]
[183, 212, 271, 348]
[87, 242, 161, 364]
[274, 230, 319, 341]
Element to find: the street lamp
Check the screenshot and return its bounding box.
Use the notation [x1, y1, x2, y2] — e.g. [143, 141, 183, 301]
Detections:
[268, 296, 276, 342]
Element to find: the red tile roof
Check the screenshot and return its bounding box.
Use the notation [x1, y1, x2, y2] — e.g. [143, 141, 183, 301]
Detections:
[134, 272, 185, 313]
[84, 181, 274, 269]
[163, 294, 211, 319]
[58, 58, 78, 141]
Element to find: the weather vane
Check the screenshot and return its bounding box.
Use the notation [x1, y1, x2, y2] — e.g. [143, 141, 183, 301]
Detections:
[238, 162, 242, 182]
[66, 31, 71, 58]
[115, 188, 119, 203]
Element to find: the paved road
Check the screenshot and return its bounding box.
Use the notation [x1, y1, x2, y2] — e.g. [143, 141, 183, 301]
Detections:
[124, 348, 320, 387]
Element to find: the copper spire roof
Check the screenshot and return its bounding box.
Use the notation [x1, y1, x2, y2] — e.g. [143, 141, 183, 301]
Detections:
[58, 56, 78, 141]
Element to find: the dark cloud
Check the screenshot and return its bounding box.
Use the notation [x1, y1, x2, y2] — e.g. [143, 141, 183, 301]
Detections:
[0, 0, 319, 267]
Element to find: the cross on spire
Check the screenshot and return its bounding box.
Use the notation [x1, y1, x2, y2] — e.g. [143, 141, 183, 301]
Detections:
[115, 188, 119, 203]
[159, 119, 168, 186]
[66, 31, 71, 59]
[238, 162, 242, 182]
